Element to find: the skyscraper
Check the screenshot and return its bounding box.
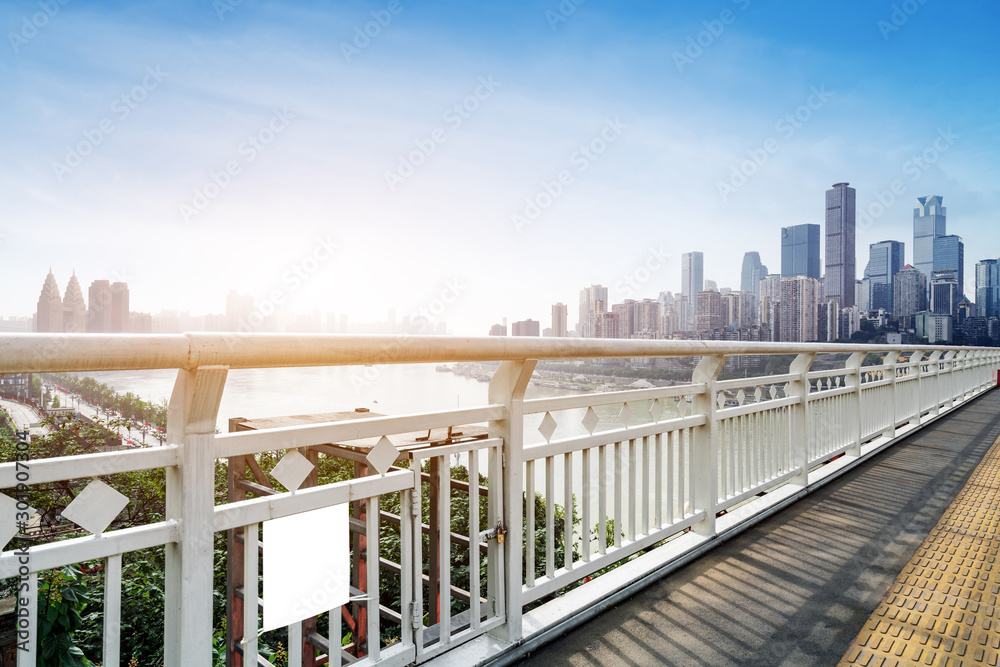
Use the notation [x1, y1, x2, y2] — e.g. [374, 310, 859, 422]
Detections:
[511, 319, 540, 336]
[577, 285, 607, 338]
[894, 265, 927, 329]
[825, 182, 856, 307]
[867, 240, 905, 312]
[930, 270, 960, 319]
[36, 269, 64, 333]
[932, 235, 964, 296]
[740, 252, 768, 297]
[780, 224, 820, 279]
[551, 303, 568, 337]
[913, 195, 947, 287]
[976, 259, 1000, 319]
[696, 290, 723, 333]
[63, 272, 87, 333]
[681, 252, 704, 329]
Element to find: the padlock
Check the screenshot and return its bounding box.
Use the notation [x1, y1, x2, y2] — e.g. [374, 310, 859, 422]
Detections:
[496, 520, 505, 544]
[497, 531, 504, 544]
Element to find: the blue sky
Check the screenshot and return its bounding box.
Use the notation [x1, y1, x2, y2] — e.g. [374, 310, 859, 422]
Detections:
[2, 0, 999, 333]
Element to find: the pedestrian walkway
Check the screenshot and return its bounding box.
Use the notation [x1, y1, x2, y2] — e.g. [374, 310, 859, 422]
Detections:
[0, 397, 49, 437]
[520, 389, 1000, 666]
[839, 428, 1000, 666]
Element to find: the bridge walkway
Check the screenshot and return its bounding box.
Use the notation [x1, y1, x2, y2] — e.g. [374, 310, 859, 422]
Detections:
[520, 389, 1000, 666]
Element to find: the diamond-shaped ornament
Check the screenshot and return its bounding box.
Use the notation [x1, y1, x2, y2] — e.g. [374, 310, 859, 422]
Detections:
[618, 403, 632, 428]
[769, 385, 777, 399]
[271, 449, 316, 491]
[754, 386, 762, 403]
[0, 493, 39, 548]
[581, 407, 599, 434]
[783, 383, 791, 397]
[717, 392, 726, 410]
[736, 389, 746, 406]
[366, 436, 399, 476]
[649, 399, 663, 422]
[62, 479, 128, 535]
[538, 412, 557, 442]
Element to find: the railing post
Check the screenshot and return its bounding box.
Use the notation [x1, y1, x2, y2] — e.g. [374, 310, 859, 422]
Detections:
[884, 351, 900, 438]
[789, 353, 815, 486]
[164, 366, 229, 667]
[909, 350, 924, 425]
[691, 354, 726, 537]
[927, 351, 943, 415]
[488, 359, 536, 644]
[845, 352, 864, 457]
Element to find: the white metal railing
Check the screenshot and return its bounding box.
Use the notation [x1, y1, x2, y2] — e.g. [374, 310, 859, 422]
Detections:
[0, 334, 998, 667]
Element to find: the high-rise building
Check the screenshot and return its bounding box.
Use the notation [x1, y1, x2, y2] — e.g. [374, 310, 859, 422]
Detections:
[35, 269, 64, 333]
[551, 303, 568, 337]
[110, 282, 130, 332]
[511, 319, 540, 336]
[867, 240, 905, 312]
[825, 182, 856, 307]
[913, 195, 947, 288]
[594, 311, 619, 339]
[894, 265, 927, 328]
[778, 276, 820, 342]
[88, 280, 113, 333]
[696, 290, 723, 333]
[681, 252, 704, 329]
[740, 252, 768, 297]
[577, 285, 608, 338]
[780, 224, 821, 279]
[63, 272, 87, 333]
[856, 279, 869, 312]
[976, 259, 1000, 319]
[932, 235, 964, 296]
[489, 323, 507, 336]
[930, 270, 960, 319]
[722, 291, 757, 329]
[611, 300, 636, 339]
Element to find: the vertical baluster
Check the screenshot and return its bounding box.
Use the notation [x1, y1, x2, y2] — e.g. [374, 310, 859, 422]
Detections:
[288, 622, 302, 667]
[436, 461, 450, 645]
[667, 430, 675, 522]
[642, 435, 651, 535]
[412, 463, 425, 655]
[243, 522, 259, 664]
[582, 448, 591, 562]
[329, 605, 342, 667]
[614, 441, 622, 548]
[525, 459, 535, 588]
[563, 452, 573, 571]
[678, 429, 687, 516]
[367, 495, 381, 659]
[545, 456, 555, 578]
[654, 433, 663, 529]
[400, 488, 413, 650]
[469, 452, 481, 629]
[627, 439, 636, 542]
[104, 554, 122, 667]
[719, 418, 728, 501]
[598, 444, 607, 555]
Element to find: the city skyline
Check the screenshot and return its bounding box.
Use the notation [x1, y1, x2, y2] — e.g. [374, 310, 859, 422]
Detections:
[2, 2, 999, 334]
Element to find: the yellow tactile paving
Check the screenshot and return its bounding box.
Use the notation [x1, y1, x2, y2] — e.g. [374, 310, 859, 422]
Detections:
[839, 435, 1000, 667]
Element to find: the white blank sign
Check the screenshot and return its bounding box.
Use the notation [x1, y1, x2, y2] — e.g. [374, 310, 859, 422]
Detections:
[262, 503, 350, 631]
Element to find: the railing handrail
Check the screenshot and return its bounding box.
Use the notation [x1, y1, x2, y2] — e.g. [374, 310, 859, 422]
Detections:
[0, 332, 991, 373]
